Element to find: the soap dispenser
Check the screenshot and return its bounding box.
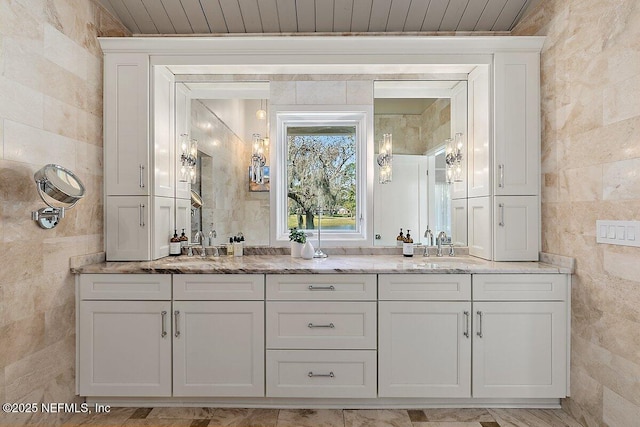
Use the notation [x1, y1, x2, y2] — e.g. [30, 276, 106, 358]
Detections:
[403, 229, 414, 257]
[396, 228, 404, 247]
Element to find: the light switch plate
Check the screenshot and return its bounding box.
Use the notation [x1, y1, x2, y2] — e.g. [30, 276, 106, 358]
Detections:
[596, 220, 640, 247]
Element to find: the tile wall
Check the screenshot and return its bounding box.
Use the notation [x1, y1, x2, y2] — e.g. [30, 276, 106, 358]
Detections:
[514, 1, 640, 425]
[0, 0, 128, 424]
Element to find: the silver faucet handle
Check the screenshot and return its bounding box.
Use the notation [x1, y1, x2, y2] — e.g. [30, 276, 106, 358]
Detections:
[187, 245, 194, 257]
[423, 246, 430, 257]
[449, 244, 455, 257]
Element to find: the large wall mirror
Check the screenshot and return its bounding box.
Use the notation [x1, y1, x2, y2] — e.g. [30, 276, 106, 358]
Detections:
[373, 81, 468, 247]
[186, 82, 271, 246]
[173, 78, 473, 248]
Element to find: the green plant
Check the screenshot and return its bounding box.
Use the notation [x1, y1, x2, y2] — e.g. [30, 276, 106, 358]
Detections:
[288, 228, 307, 244]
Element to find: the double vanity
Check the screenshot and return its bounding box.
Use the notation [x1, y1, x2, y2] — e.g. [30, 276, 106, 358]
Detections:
[73, 255, 571, 407]
[84, 35, 570, 408]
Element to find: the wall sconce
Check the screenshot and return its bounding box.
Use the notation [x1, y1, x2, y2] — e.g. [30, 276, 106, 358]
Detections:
[31, 164, 86, 229]
[250, 133, 267, 184]
[445, 132, 464, 183]
[179, 133, 198, 183]
[377, 133, 393, 184]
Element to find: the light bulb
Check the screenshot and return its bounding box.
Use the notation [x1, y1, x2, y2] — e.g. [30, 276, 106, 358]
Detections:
[256, 109, 267, 120]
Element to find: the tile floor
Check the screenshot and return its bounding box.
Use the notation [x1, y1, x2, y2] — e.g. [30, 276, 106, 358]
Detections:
[60, 407, 585, 427]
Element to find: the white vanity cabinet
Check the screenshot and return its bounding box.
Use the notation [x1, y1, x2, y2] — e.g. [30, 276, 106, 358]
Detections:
[378, 274, 472, 398]
[78, 274, 265, 398]
[172, 275, 265, 397]
[265, 274, 377, 398]
[472, 274, 568, 398]
[78, 274, 172, 396]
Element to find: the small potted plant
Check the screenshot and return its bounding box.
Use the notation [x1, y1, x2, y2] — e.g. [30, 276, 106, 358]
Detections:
[289, 228, 306, 258]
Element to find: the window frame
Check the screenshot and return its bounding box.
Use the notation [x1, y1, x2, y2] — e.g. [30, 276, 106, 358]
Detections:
[271, 107, 372, 247]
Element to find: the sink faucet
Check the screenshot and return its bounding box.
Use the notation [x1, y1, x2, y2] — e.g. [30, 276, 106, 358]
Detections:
[194, 231, 206, 257]
[436, 231, 447, 257]
[423, 227, 433, 257]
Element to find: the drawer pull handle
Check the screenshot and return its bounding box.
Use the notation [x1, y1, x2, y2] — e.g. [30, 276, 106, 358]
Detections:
[174, 310, 180, 338]
[161, 310, 167, 338]
[308, 371, 334, 378]
[308, 285, 335, 291]
[463, 311, 470, 338]
[498, 203, 505, 227]
[477, 311, 483, 338]
[308, 322, 335, 329]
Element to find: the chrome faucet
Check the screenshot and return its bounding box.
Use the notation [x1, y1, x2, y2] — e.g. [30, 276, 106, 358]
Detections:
[423, 227, 434, 257]
[436, 231, 447, 257]
[194, 231, 206, 257]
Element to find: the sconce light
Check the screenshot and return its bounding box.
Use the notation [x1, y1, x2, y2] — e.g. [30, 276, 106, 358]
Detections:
[31, 164, 86, 229]
[250, 133, 267, 184]
[445, 132, 464, 183]
[179, 133, 198, 183]
[256, 99, 267, 120]
[377, 133, 393, 184]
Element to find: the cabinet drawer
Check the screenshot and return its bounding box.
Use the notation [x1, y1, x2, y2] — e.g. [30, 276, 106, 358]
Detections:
[266, 302, 376, 349]
[173, 274, 264, 300]
[379, 274, 471, 300]
[473, 274, 568, 301]
[266, 350, 376, 398]
[79, 274, 171, 300]
[266, 274, 376, 301]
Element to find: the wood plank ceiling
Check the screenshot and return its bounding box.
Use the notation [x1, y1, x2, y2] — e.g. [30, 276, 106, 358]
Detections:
[97, 0, 537, 34]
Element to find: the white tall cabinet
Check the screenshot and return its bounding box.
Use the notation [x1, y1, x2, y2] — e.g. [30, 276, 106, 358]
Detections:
[104, 53, 191, 261]
[467, 52, 541, 261]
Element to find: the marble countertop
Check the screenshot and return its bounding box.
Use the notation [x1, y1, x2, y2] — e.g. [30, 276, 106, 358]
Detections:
[72, 254, 571, 275]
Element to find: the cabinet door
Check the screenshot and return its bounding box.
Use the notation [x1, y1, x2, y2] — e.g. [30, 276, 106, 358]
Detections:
[173, 301, 264, 397]
[153, 66, 176, 198]
[106, 196, 151, 261]
[451, 198, 467, 246]
[473, 301, 567, 398]
[494, 52, 540, 196]
[175, 83, 191, 200]
[467, 196, 491, 260]
[175, 197, 191, 243]
[153, 196, 174, 260]
[494, 196, 539, 261]
[79, 301, 171, 396]
[467, 65, 491, 198]
[378, 301, 471, 398]
[104, 53, 149, 196]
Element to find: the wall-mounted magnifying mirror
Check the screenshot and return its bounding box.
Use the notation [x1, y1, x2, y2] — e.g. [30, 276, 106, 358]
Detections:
[31, 164, 86, 229]
[190, 190, 203, 215]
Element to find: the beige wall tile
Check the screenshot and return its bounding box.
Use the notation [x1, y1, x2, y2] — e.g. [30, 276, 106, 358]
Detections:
[0, 313, 45, 368]
[603, 158, 640, 200]
[270, 81, 296, 104]
[5, 336, 75, 402]
[3, 120, 77, 168]
[604, 75, 640, 125]
[43, 24, 87, 79]
[296, 81, 346, 104]
[603, 249, 640, 283]
[0, 76, 44, 129]
[346, 80, 373, 104]
[558, 165, 602, 202]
